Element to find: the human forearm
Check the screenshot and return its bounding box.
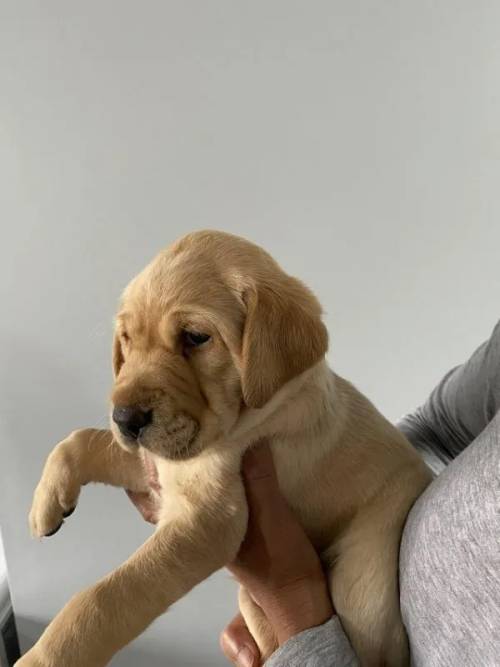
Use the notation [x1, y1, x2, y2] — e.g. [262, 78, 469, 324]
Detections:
[398, 318, 500, 471]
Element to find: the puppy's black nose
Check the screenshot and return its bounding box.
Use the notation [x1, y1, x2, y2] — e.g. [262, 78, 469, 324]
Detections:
[112, 406, 153, 440]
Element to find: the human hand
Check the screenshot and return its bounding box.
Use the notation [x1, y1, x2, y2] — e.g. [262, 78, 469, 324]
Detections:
[221, 441, 333, 667]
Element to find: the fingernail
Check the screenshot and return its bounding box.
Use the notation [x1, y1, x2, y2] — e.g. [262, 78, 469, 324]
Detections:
[236, 646, 255, 667]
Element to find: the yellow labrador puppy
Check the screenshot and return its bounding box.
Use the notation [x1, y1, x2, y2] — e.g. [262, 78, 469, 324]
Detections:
[18, 231, 431, 667]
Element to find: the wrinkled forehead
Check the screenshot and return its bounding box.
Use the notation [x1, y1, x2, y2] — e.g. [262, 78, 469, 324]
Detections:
[118, 246, 245, 342]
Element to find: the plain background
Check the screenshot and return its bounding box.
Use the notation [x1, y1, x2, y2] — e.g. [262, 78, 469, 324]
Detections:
[1, 2, 500, 665]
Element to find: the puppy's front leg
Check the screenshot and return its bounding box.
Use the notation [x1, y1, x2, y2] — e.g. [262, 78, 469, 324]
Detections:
[30, 428, 148, 538]
[17, 463, 248, 667]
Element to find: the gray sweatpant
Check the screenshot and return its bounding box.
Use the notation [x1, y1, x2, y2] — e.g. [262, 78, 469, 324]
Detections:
[267, 320, 500, 666]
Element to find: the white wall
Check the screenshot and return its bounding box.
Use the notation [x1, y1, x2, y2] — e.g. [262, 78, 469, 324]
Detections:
[1, 2, 500, 665]
[0, 534, 5, 583]
[0, 532, 8, 632]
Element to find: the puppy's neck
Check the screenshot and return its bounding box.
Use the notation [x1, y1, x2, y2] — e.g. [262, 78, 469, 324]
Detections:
[230, 359, 342, 447]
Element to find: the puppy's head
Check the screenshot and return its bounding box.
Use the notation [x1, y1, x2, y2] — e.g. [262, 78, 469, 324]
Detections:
[110, 231, 328, 459]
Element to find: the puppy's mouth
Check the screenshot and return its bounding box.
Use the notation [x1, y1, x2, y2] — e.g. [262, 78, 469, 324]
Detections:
[111, 412, 201, 461]
[147, 413, 201, 461]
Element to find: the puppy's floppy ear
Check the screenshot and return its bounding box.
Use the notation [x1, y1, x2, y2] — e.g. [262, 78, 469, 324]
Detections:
[240, 276, 328, 408]
[112, 332, 124, 378]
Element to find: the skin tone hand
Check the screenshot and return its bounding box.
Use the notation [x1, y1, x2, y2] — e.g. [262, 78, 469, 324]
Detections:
[221, 441, 333, 666]
[127, 441, 333, 667]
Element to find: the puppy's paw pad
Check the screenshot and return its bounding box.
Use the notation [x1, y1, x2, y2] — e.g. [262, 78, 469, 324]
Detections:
[44, 521, 63, 537]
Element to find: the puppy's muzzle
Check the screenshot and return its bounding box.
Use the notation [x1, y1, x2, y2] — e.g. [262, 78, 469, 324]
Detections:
[112, 405, 153, 440]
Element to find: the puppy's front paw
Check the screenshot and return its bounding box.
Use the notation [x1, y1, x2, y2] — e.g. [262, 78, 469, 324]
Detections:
[29, 442, 81, 538]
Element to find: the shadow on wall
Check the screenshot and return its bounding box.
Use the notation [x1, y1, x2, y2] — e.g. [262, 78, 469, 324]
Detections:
[11, 618, 42, 659]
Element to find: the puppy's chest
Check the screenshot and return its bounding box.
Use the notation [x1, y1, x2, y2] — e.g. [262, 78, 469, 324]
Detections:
[270, 435, 359, 549]
[154, 450, 242, 519]
[272, 439, 333, 510]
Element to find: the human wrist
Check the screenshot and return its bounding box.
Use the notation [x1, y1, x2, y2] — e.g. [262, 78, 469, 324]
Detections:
[262, 574, 334, 645]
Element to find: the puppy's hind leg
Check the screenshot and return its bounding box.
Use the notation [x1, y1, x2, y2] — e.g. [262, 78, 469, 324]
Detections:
[328, 513, 410, 667]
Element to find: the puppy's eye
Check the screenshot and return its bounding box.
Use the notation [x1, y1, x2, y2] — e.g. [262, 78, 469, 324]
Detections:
[182, 330, 211, 348]
[121, 331, 130, 343]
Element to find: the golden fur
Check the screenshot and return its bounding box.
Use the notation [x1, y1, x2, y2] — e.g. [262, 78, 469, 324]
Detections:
[18, 231, 432, 667]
